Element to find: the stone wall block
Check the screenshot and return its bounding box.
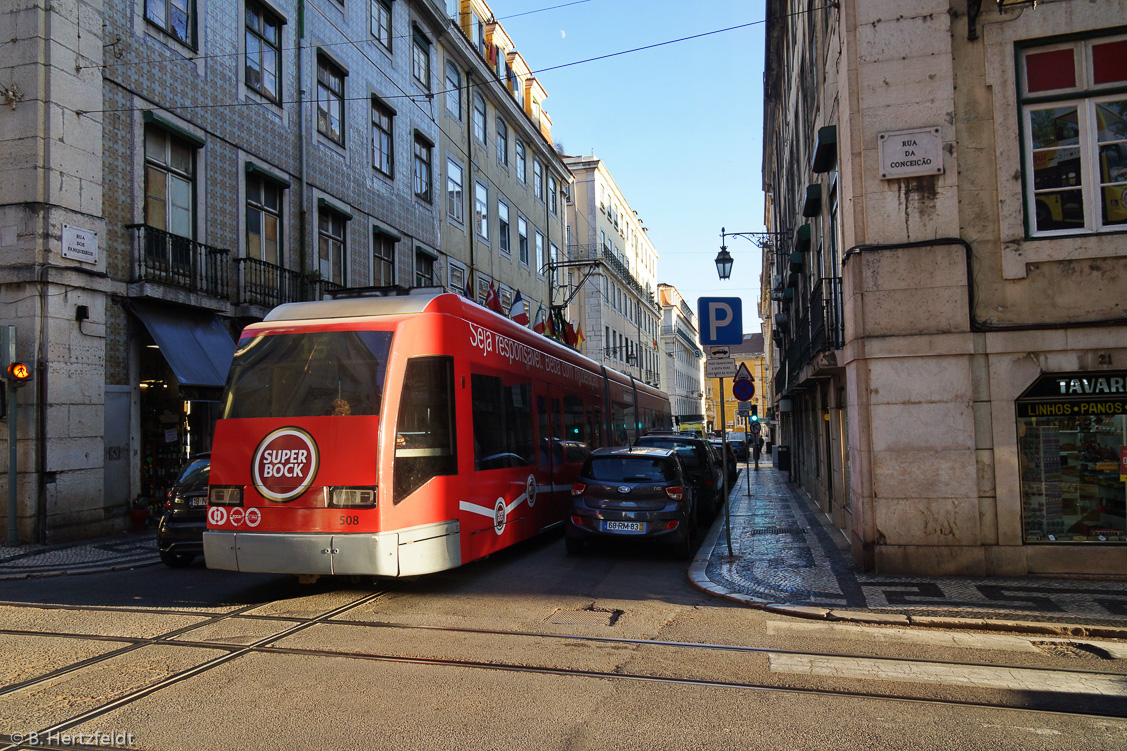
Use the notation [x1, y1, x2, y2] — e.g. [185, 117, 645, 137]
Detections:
[867, 354, 973, 405]
[861, 287, 967, 337]
[857, 13, 951, 64]
[874, 543, 986, 577]
[871, 448, 978, 499]
[868, 400, 974, 451]
[860, 245, 966, 292]
[47, 436, 104, 472]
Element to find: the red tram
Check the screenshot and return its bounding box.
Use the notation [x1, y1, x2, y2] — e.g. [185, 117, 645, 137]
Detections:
[203, 291, 671, 578]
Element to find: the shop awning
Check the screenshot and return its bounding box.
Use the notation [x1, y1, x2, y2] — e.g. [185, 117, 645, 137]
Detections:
[131, 301, 236, 390]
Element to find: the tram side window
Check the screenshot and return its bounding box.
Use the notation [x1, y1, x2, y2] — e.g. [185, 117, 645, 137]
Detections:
[587, 407, 603, 449]
[394, 357, 457, 502]
[472, 373, 533, 470]
[610, 394, 635, 445]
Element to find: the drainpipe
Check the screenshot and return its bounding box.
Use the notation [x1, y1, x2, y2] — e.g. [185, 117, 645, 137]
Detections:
[465, 71, 475, 292]
[297, 0, 308, 280]
[842, 237, 1127, 332]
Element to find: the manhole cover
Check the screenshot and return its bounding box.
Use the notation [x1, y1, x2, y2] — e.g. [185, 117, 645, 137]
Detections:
[546, 608, 623, 627]
[1030, 641, 1112, 660]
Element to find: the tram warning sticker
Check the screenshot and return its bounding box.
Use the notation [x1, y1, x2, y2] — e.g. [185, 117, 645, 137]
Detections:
[525, 475, 538, 508]
[229, 507, 245, 527]
[208, 506, 228, 526]
[252, 427, 320, 503]
[245, 508, 261, 527]
[494, 498, 507, 534]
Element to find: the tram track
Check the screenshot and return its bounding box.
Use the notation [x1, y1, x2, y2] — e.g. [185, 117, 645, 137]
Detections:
[0, 590, 393, 751]
[2, 605, 1126, 732]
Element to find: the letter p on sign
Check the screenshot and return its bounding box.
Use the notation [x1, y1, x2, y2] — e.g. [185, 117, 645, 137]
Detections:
[697, 297, 743, 346]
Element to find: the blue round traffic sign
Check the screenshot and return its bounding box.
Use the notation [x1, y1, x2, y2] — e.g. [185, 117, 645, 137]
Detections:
[732, 379, 755, 401]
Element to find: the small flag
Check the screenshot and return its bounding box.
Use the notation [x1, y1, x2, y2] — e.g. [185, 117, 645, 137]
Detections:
[576, 324, 586, 348]
[533, 304, 546, 334]
[565, 322, 578, 348]
[509, 290, 529, 325]
[485, 281, 503, 313]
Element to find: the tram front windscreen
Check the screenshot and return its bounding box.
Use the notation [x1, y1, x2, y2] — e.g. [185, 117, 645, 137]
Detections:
[220, 330, 393, 419]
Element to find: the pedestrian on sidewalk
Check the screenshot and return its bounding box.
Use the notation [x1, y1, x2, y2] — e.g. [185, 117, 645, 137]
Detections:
[752, 433, 764, 469]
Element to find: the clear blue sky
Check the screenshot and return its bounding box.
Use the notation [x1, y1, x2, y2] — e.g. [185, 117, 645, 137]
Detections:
[500, 0, 768, 333]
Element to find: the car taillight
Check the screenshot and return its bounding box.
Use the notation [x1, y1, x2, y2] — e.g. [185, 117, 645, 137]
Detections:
[664, 520, 680, 531]
[571, 483, 586, 496]
[164, 499, 172, 511]
[570, 515, 585, 527]
[665, 486, 684, 501]
[209, 487, 243, 506]
[705, 478, 714, 486]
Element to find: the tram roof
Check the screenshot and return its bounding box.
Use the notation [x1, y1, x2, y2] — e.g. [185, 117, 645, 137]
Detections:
[264, 290, 450, 322]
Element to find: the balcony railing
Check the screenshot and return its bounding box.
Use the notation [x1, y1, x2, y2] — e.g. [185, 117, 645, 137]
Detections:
[127, 224, 230, 298]
[236, 257, 305, 308]
[567, 243, 658, 310]
[780, 276, 844, 391]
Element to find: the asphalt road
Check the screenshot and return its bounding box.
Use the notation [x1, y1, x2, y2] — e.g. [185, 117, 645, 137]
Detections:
[1, 531, 1126, 750]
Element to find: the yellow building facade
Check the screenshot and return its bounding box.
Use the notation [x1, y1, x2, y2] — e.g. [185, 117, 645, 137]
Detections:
[704, 334, 769, 441]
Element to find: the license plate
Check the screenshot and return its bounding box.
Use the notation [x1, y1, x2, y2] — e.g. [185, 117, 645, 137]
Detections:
[189, 498, 207, 508]
[603, 520, 643, 533]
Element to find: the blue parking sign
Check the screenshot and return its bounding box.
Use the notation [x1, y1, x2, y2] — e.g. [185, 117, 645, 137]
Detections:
[697, 297, 743, 346]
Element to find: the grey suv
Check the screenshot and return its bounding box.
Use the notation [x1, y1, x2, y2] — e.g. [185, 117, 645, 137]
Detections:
[566, 446, 697, 559]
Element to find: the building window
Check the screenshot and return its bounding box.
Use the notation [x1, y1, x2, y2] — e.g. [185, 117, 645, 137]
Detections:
[548, 175, 558, 215]
[371, 99, 394, 176]
[318, 207, 347, 286]
[415, 250, 436, 286]
[445, 61, 462, 121]
[247, 174, 282, 265]
[1016, 371, 1127, 543]
[414, 134, 433, 202]
[373, 231, 395, 286]
[145, 0, 195, 48]
[412, 27, 431, 89]
[371, 0, 392, 50]
[517, 216, 528, 265]
[316, 56, 345, 145]
[474, 182, 489, 240]
[472, 93, 487, 144]
[245, 1, 281, 102]
[144, 126, 195, 238]
[533, 159, 544, 201]
[496, 118, 508, 165]
[498, 201, 510, 256]
[446, 159, 463, 223]
[1021, 35, 1127, 235]
[535, 230, 545, 274]
[515, 140, 526, 183]
[448, 262, 466, 295]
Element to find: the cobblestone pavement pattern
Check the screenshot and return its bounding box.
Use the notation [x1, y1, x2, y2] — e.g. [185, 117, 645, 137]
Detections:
[0, 530, 159, 580]
[696, 459, 1127, 632]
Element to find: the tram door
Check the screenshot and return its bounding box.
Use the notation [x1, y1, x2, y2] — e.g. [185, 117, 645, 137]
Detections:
[536, 387, 565, 530]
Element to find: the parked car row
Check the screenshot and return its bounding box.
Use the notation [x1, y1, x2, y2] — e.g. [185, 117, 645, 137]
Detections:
[565, 430, 739, 560]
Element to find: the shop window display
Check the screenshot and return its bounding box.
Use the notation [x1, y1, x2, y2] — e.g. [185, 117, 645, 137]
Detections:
[1017, 372, 1127, 543]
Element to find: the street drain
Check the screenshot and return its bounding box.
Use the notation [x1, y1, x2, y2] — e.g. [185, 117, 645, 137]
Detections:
[546, 607, 623, 627]
[746, 527, 807, 536]
[1030, 641, 1113, 660]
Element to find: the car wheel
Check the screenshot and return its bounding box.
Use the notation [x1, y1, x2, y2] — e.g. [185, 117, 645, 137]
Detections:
[565, 536, 585, 556]
[159, 550, 195, 568]
[671, 518, 696, 561]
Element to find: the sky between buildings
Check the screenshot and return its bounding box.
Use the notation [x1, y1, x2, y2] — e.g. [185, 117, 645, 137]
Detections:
[501, 0, 768, 333]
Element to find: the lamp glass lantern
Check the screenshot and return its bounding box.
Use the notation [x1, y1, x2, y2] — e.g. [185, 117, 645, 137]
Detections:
[715, 246, 734, 280]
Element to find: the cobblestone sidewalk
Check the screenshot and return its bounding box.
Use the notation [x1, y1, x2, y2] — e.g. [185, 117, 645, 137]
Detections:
[0, 531, 159, 580]
[694, 460, 1127, 634]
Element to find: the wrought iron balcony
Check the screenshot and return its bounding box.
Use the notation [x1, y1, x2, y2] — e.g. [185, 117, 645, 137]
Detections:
[567, 243, 658, 310]
[235, 257, 306, 308]
[778, 276, 844, 393]
[127, 224, 230, 298]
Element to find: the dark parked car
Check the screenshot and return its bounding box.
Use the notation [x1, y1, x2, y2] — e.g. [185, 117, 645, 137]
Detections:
[709, 440, 740, 487]
[634, 432, 721, 522]
[566, 446, 697, 559]
[727, 437, 749, 462]
[156, 453, 210, 567]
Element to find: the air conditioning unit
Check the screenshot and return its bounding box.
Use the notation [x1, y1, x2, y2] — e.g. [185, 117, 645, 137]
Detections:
[772, 274, 784, 290]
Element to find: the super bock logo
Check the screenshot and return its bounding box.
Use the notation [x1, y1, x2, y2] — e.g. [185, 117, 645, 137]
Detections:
[252, 428, 319, 503]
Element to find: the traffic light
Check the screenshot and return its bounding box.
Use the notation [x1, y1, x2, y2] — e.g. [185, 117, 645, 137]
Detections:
[5, 361, 32, 387]
[750, 405, 758, 422]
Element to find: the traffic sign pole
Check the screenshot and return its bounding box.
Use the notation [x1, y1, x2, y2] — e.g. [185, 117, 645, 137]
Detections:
[721, 377, 732, 556]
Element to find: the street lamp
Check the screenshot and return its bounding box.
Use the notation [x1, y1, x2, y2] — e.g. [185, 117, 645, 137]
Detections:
[714, 246, 733, 281]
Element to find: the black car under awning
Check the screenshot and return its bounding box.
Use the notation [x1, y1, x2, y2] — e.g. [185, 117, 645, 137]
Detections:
[131, 301, 236, 399]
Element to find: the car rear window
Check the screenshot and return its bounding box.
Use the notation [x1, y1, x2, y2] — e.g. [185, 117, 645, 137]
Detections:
[584, 456, 676, 482]
[635, 439, 703, 469]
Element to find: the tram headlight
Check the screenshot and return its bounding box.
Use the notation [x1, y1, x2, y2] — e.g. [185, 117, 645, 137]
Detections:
[328, 487, 377, 508]
[209, 487, 244, 506]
